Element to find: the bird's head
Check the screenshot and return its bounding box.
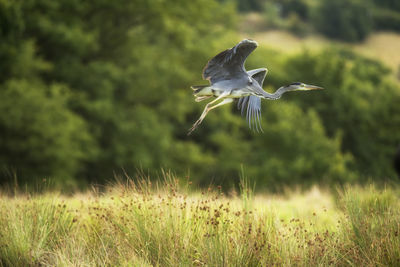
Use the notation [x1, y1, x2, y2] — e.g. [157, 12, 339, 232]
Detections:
[285, 82, 324, 91]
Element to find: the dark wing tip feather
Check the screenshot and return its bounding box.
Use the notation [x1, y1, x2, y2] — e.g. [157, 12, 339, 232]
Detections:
[202, 49, 231, 80]
[202, 39, 258, 82]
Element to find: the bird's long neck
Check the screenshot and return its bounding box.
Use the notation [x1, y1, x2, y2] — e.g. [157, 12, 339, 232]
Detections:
[260, 86, 289, 100]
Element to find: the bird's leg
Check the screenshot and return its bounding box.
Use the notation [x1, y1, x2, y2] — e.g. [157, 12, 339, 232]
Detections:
[206, 98, 233, 112]
[188, 93, 230, 135]
[195, 95, 213, 102]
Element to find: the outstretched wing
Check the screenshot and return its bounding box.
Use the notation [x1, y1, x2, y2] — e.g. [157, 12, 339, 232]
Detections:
[247, 68, 268, 87]
[202, 39, 258, 83]
[237, 96, 263, 132]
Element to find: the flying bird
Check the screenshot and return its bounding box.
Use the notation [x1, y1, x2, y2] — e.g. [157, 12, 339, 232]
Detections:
[188, 39, 323, 135]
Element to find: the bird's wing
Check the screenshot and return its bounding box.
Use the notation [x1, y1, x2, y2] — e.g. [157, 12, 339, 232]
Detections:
[236, 68, 267, 132]
[247, 68, 268, 87]
[202, 39, 258, 83]
[237, 96, 263, 132]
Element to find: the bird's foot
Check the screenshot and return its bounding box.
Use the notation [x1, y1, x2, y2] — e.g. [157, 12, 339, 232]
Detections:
[187, 119, 203, 135]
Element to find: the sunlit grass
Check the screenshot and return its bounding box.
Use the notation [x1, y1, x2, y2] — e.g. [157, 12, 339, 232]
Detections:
[353, 32, 400, 73]
[245, 29, 400, 75]
[0, 178, 399, 266]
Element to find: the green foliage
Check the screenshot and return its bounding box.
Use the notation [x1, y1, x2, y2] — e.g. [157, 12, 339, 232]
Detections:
[0, 0, 24, 81]
[286, 13, 310, 37]
[0, 80, 95, 186]
[275, 0, 309, 20]
[234, 0, 264, 12]
[236, 0, 400, 38]
[0, 0, 398, 189]
[283, 49, 400, 179]
[248, 102, 355, 188]
[313, 0, 373, 42]
[262, 1, 283, 29]
[261, 1, 311, 36]
[372, 8, 400, 32]
[0, 0, 239, 186]
[371, 0, 400, 32]
[182, 72, 354, 189]
[372, 0, 400, 11]
[235, 0, 309, 18]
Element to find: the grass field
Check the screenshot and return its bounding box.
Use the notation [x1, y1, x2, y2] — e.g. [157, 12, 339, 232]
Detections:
[1, 177, 399, 266]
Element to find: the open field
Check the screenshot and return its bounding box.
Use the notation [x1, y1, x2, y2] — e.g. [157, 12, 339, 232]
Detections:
[249, 30, 400, 74]
[240, 13, 400, 78]
[1, 178, 399, 266]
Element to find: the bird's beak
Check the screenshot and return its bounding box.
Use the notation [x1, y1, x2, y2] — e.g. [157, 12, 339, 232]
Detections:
[302, 84, 324, 91]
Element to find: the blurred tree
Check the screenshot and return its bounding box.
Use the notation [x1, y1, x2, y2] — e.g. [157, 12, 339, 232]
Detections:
[261, 0, 311, 35]
[234, 0, 264, 12]
[181, 47, 355, 190]
[197, 100, 355, 190]
[276, 0, 309, 20]
[248, 102, 355, 189]
[2, 0, 396, 190]
[233, 0, 309, 18]
[0, 0, 238, 186]
[283, 49, 400, 179]
[372, 0, 400, 11]
[394, 145, 400, 178]
[372, 8, 400, 32]
[286, 13, 310, 37]
[313, 0, 373, 42]
[0, 80, 95, 187]
[262, 1, 282, 29]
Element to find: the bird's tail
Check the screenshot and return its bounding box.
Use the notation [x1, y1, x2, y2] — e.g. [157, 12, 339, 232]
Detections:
[191, 85, 212, 96]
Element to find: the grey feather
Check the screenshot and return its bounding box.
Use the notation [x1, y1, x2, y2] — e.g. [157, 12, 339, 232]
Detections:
[247, 68, 268, 86]
[239, 95, 263, 133]
[236, 68, 267, 132]
[202, 39, 258, 83]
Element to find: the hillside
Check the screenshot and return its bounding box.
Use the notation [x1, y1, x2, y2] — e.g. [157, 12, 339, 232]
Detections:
[240, 13, 400, 80]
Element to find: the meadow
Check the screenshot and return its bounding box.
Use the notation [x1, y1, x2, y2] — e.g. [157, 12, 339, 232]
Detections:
[1, 1, 400, 266]
[1, 176, 399, 266]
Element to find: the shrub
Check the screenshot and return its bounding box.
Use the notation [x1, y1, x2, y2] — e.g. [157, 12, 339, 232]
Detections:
[0, 80, 95, 187]
[284, 49, 400, 179]
[372, 8, 400, 31]
[313, 0, 373, 42]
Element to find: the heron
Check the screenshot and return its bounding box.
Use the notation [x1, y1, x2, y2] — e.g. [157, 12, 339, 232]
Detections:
[188, 39, 323, 135]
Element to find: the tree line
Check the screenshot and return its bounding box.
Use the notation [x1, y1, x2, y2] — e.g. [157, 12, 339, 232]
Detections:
[234, 0, 400, 42]
[1, 0, 399, 191]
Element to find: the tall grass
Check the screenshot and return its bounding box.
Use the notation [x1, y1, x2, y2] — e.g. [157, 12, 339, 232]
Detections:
[0, 196, 74, 266]
[0, 178, 399, 266]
